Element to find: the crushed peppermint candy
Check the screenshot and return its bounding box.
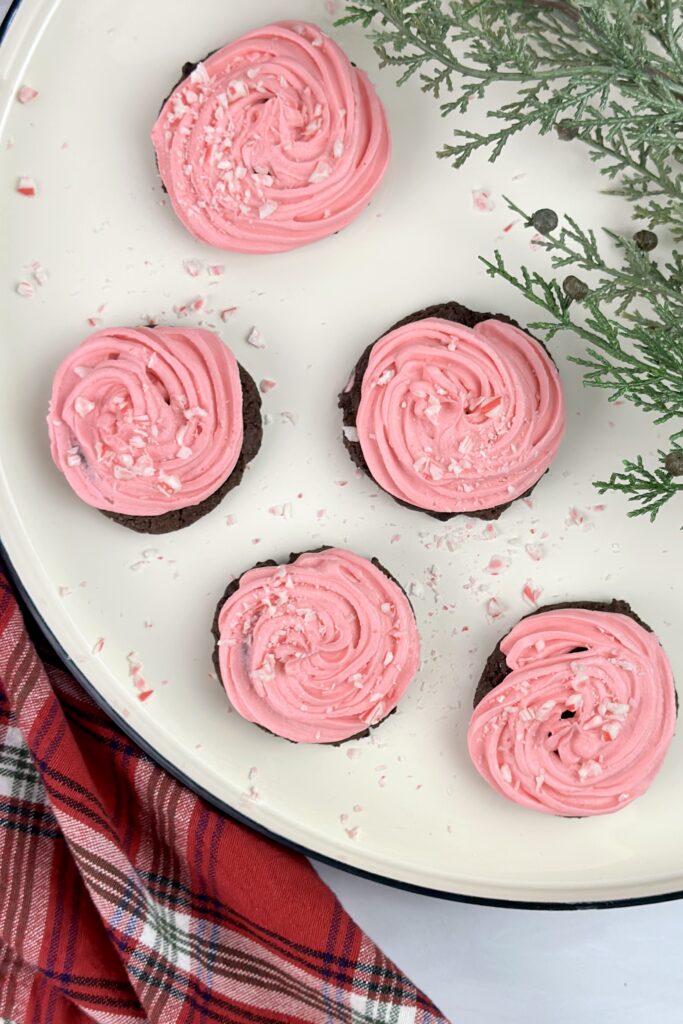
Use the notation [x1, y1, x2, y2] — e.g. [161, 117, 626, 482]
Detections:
[220, 306, 237, 321]
[15, 280, 34, 298]
[16, 176, 37, 197]
[578, 759, 603, 781]
[522, 581, 542, 606]
[183, 258, 203, 277]
[485, 556, 509, 576]
[74, 397, 95, 417]
[17, 85, 39, 104]
[472, 188, 494, 212]
[246, 326, 265, 348]
[190, 61, 210, 84]
[568, 506, 586, 526]
[31, 261, 48, 286]
[158, 471, 182, 494]
[259, 200, 278, 219]
[268, 503, 293, 518]
[259, 378, 277, 393]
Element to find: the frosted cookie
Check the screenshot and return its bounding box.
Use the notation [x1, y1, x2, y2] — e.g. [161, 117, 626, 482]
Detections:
[212, 547, 420, 743]
[467, 601, 676, 816]
[151, 21, 390, 253]
[48, 326, 261, 533]
[340, 301, 565, 520]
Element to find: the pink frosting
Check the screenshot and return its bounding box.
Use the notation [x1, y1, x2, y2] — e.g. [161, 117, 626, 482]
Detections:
[467, 608, 676, 816]
[48, 326, 244, 516]
[354, 317, 565, 514]
[151, 21, 390, 254]
[216, 548, 420, 743]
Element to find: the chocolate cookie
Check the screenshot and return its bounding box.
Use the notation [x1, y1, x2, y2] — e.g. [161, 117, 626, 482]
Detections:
[211, 547, 420, 745]
[48, 325, 261, 534]
[467, 600, 677, 817]
[150, 21, 390, 254]
[339, 300, 565, 521]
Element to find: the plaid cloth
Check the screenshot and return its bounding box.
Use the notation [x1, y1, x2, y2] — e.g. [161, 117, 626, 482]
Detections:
[0, 571, 448, 1023]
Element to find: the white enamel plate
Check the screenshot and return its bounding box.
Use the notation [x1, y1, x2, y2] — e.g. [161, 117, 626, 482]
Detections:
[1, 0, 681, 906]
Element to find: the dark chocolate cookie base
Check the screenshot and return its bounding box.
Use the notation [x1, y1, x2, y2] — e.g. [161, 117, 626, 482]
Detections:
[338, 300, 557, 522]
[101, 364, 262, 535]
[211, 546, 413, 746]
[473, 599, 656, 708]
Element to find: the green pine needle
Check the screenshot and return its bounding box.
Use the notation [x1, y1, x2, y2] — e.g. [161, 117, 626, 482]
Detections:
[595, 455, 683, 522]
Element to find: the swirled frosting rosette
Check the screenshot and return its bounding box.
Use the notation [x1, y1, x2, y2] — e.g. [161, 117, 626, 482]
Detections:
[151, 21, 390, 253]
[467, 602, 676, 816]
[212, 548, 420, 743]
[48, 326, 261, 532]
[340, 302, 565, 518]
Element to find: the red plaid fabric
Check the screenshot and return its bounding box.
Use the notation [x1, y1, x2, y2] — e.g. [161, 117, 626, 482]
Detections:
[0, 570, 448, 1023]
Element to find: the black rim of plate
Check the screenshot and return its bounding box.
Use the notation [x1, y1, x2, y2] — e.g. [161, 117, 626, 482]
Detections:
[2, 0, 682, 913]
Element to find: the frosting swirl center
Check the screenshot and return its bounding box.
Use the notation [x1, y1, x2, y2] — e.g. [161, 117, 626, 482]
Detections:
[216, 548, 420, 743]
[354, 316, 565, 513]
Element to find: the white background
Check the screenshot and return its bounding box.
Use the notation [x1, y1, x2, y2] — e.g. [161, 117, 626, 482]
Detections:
[2, 2, 682, 1021]
[316, 862, 683, 1023]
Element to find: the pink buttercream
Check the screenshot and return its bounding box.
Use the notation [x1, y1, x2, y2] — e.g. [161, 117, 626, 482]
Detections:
[151, 21, 390, 253]
[467, 608, 676, 816]
[216, 548, 420, 743]
[48, 326, 243, 516]
[354, 317, 565, 514]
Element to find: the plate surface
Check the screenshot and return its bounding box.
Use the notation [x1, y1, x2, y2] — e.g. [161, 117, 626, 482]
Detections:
[1, 0, 681, 906]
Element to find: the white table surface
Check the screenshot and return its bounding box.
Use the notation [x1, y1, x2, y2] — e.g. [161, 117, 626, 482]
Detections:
[1, 2, 680, 1020]
[315, 861, 683, 1023]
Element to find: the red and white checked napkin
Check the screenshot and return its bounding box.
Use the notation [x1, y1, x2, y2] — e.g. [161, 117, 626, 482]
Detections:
[0, 570, 448, 1023]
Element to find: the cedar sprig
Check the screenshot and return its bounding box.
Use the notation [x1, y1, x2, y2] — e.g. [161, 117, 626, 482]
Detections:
[339, 0, 683, 520]
[338, 0, 683, 237]
[480, 200, 683, 519]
